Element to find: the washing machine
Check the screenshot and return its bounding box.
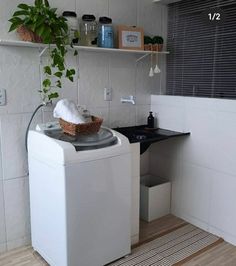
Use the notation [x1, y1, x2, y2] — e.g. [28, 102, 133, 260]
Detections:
[28, 122, 131, 266]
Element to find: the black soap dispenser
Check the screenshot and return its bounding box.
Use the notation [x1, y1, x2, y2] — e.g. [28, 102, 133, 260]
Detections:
[147, 111, 154, 128]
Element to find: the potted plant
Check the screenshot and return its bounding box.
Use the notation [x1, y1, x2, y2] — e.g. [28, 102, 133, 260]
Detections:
[152, 36, 164, 52]
[144, 35, 153, 51]
[8, 0, 77, 103]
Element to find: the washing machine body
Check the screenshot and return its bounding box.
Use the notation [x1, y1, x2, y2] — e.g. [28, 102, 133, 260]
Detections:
[28, 123, 131, 266]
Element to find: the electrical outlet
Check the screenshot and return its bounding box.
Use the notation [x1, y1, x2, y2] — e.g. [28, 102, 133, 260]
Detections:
[0, 89, 6, 106]
[104, 88, 112, 101]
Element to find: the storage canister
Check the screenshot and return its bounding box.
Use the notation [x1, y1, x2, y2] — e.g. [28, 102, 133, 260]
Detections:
[80, 14, 98, 46]
[98, 17, 114, 48]
[62, 11, 79, 44]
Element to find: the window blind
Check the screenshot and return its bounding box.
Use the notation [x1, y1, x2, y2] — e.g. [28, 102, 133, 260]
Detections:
[166, 0, 236, 99]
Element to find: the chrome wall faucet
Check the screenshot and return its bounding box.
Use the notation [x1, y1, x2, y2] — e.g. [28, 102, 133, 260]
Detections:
[121, 95, 136, 105]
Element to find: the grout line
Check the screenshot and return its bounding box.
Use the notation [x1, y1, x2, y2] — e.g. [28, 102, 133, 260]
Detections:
[108, 55, 111, 127]
[76, 46, 80, 106]
[0, 120, 8, 250]
[136, 0, 138, 26]
[3, 175, 29, 182]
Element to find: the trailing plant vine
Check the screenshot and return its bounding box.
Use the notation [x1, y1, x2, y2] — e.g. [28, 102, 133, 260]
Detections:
[8, 0, 77, 103]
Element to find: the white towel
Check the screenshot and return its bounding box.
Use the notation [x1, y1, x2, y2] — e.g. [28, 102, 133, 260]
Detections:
[53, 99, 85, 124]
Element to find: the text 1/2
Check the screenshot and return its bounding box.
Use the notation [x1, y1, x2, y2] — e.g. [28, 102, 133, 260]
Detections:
[208, 13, 221, 21]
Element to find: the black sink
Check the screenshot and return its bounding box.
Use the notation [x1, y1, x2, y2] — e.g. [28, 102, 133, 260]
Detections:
[113, 125, 190, 154]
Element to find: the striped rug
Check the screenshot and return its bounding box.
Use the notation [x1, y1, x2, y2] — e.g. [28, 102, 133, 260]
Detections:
[109, 224, 223, 266]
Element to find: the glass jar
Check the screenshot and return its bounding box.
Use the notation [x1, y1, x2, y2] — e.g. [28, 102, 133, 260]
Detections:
[62, 11, 79, 44]
[97, 17, 114, 48]
[80, 14, 98, 46]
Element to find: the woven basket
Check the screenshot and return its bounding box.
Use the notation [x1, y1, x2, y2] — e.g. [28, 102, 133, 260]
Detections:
[59, 116, 103, 136]
[17, 25, 42, 43]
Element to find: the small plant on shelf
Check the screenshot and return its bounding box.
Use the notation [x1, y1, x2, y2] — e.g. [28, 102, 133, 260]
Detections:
[144, 35, 153, 51]
[8, 0, 77, 103]
[152, 36, 164, 51]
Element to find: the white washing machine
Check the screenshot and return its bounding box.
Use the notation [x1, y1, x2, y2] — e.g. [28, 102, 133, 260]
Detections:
[28, 122, 131, 266]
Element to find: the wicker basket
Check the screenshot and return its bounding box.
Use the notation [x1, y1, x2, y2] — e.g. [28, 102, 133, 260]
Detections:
[59, 116, 103, 136]
[17, 25, 42, 43]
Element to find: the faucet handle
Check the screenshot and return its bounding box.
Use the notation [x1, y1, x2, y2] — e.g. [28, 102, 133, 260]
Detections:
[121, 95, 136, 105]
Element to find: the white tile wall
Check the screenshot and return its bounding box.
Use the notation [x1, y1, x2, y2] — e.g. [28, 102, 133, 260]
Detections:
[151, 95, 236, 246]
[0, 47, 41, 114]
[109, 55, 136, 106]
[137, 1, 168, 45]
[77, 0, 109, 18]
[209, 171, 236, 242]
[109, 0, 137, 26]
[180, 163, 211, 225]
[88, 107, 110, 127]
[136, 105, 152, 125]
[4, 176, 31, 250]
[78, 52, 109, 108]
[0, 0, 167, 252]
[0, 113, 42, 180]
[0, 0, 33, 40]
[109, 105, 136, 128]
[0, 180, 6, 254]
[136, 60, 162, 105]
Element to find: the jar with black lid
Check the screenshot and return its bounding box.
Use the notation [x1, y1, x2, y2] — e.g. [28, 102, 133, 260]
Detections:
[80, 14, 98, 46]
[62, 11, 79, 44]
[98, 17, 114, 48]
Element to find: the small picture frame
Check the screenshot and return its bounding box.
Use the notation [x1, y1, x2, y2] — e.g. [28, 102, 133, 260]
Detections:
[118, 25, 144, 50]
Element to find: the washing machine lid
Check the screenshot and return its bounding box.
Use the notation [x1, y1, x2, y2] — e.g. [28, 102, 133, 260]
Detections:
[44, 127, 118, 151]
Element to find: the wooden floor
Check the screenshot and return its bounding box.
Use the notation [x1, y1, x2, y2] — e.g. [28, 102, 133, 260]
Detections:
[139, 214, 187, 245]
[1, 215, 236, 265]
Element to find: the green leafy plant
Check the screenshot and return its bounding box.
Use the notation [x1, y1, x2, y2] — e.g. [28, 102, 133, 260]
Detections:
[152, 36, 164, 44]
[144, 35, 153, 45]
[8, 0, 77, 103]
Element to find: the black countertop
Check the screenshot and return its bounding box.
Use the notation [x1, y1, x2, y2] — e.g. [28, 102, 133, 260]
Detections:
[113, 125, 190, 154]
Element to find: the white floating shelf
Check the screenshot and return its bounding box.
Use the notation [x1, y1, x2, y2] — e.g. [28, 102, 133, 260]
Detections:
[152, 0, 182, 4]
[75, 45, 169, 55]
[0, 39, 169, 55]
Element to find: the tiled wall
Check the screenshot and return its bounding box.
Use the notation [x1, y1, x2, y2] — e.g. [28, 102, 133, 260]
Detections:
[150, 95, 236, 246]
[76, 0, 168, 128]
[0, 0, 167, 252]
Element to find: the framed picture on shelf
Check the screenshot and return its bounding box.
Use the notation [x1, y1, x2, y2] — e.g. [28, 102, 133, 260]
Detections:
[118, 25, 144, 50]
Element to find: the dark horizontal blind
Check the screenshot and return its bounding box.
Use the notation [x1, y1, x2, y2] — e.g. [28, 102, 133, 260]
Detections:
[166, 0, 236, 99]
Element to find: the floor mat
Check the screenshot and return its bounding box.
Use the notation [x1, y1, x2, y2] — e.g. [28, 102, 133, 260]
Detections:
[109, 224, 223, 266]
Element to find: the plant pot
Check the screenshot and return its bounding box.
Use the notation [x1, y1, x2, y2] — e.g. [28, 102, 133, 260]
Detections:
[153, 44, 163, 52]
[144, 44, 153, 51]
[152, 44, 157, 51]
[157, 44, 163, 52]
[17, 25, 42, 43]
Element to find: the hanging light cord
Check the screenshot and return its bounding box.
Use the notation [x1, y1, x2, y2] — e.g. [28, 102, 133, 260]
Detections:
[25, 102, 50, 152]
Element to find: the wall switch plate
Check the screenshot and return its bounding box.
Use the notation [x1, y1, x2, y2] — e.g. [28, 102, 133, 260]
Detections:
[0, 89, 6, 106]
[104, 88, 112, 101]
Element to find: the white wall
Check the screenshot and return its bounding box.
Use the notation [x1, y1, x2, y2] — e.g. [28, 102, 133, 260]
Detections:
[150, 95, 236, 246]
[0, 0, 167, 253]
